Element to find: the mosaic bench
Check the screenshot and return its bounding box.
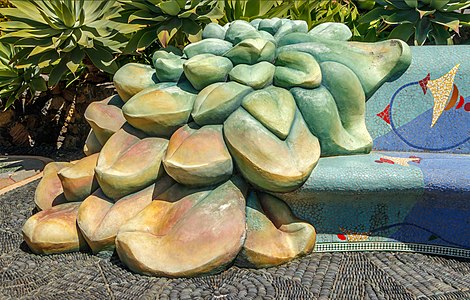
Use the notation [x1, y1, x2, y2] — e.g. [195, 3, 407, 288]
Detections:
[277, 45, 470, 258]
[21, 19, 469, 277]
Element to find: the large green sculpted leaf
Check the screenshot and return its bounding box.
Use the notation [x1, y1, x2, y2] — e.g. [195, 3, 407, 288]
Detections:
[191, 82, 252, 125]
[224, 38, 275, 65]
[224, 108, 320, 193]
[274, 51, 321, 89]
[77, 176, 174, 253]
[229, 62, 275, 89]
[308, 22, 352, 41]
[94, 126, 168, 200]
[83, 130, 102, 156]
[122, 82, 197, 137]
[183, 38, 233, 58]
[258, 18, 283, 35]
[241, 86, 296, 140]
[277, 36, 411, 98]
[236, 192, 315, 268]
[152, 51, 185, 82]
[224, 20, 261, 44]
[35, 162, 73, 211]
[274, 20, 308, 41]
[113, 63, 158, 102]
[22, 203, 87, 255]
[84, 96, 126, 145]
[163, 124, 233, 187]
[202, 23, 226, 40]
[183, 54, 233, 90]
[115, 178, 247, 277]
[58, 154, 99, 203]
[291, 62, 372, 156]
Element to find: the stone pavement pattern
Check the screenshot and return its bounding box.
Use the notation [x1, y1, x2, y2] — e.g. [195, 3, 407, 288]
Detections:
[1, 181, 469, 299]
[0, 156, 50, 193]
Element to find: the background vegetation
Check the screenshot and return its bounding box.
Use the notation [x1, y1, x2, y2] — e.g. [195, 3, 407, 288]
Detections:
[0, 0, 469, 150]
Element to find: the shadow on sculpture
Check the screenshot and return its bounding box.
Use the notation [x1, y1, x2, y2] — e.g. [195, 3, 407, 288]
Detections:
[22, 19, 411, 277]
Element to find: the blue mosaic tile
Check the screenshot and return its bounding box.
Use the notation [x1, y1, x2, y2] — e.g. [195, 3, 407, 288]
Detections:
[367, 45, 470, 153]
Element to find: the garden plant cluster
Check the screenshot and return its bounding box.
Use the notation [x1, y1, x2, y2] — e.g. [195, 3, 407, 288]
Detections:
[0, 0, 469, 149]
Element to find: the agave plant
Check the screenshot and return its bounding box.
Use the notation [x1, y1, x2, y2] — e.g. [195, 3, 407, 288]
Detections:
[219, 0, 285, 24]
[0, 42, 47, 109]
[357, 0, 470, 45]
[0, 0, 139, 86]
[114, 0, 223, 53]
[220, 0, 360, 30]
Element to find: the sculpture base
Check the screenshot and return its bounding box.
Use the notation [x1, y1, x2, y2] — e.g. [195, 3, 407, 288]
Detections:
[276, 151, 470, 258]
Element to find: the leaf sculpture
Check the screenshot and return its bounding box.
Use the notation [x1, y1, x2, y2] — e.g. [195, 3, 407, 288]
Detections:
[23, 19, 411, 278]
[115, 178, 247, 277]
[77, 175, 175, 253]
[23, 203, 87, 254]
[94, 126, 169, 200]
[34, 162, 74, 211]
[84, 95, 126, 145]
[57, 153, 99, 202]
[236, 192, 316, 268]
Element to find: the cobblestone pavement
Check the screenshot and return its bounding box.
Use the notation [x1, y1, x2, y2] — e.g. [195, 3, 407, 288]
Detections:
[1, 181, 469, 300]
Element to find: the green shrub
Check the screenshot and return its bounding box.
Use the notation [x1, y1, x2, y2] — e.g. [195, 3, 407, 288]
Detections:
[114, 0, 224, 54]
[0, 0, 138, 87]
[218, 0, 285, 23]
[356, 0, 470, 45]
[219, 0, 360, 30]
[0, 42, 47, 109]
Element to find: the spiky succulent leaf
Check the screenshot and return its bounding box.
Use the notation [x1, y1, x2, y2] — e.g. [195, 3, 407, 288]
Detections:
[0, 0, 138, 85]
[0, 42, 46, 110]
[357, 0, 470, 45]
[114, 0, 223, 53]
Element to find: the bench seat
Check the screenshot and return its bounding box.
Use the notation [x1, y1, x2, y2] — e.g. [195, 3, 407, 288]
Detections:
[276, 45, 470, 258]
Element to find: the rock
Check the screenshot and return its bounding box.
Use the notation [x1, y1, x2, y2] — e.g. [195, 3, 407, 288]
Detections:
[83, 129, 102, 156]
[183, 54, 233, 90]
[229, 62, 275, 89]
[22, 203, 87, 254]
[115, 178, 247, 277]
[163, 124, 233, 186]
[35, 162, 74, 211]
[183, 38, 233, 58]
[309, 22, 352, 41]
[84, 97, 126, 145]
[202, 23, 226, 40]
[224, 38, 275, 65]
[224, 108, 320, 192]
[274, 51, 321, 89]
[191, 82, 252, 125]
[94, 126, 168, 200]
[77, 176, 174, 253]
[235, 192, 316, 268]
[241, 86, 296, 139]
[153, 51, 185, 82]
[113, 63, 158, 101]
[122, 82, 197, 137]
[291, 62, 372, 156]
[57, 153, 99, 202]
[224, 20, 261, 44]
